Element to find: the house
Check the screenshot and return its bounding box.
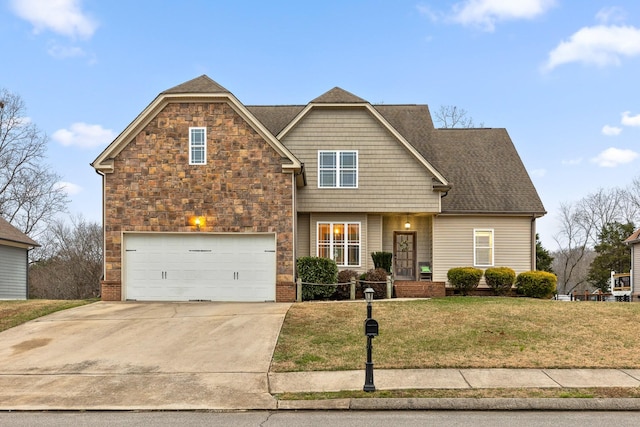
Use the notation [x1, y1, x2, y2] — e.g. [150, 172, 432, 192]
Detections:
[91, 75, 545, 302]
[624, 228, 640, 298]
[0, 216, 39, 300]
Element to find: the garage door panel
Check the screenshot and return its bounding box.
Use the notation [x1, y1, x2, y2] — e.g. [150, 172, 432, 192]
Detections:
[123, 233, 276, 302]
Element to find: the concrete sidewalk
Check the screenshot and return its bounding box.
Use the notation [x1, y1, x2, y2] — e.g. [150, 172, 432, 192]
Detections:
[271, 368, 640, 411]
[269, 368, 640, 393]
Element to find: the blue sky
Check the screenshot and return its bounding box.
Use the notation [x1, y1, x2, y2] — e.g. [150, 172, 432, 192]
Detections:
[2, 0, 640, 249]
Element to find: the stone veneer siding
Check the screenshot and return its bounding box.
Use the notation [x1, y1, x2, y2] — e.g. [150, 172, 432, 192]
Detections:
[102, 101, 295, 301]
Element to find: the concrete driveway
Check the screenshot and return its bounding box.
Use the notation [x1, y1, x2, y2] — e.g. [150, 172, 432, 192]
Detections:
[0, 301, 291, 410]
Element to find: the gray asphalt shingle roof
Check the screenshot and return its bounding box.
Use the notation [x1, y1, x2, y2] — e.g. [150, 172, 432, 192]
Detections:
[0, 216, 39, 247]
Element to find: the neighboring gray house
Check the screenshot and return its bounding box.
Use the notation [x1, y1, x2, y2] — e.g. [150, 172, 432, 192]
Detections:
[0, 216, 39, 300]
[92, 75, 546, 302]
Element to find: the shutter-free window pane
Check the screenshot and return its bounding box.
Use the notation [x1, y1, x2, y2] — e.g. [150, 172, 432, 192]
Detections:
[474, 230, 494, 267]
[319, 152, 337, 188]
[318, 151, 357, 188]
[317, 222, 361, 267]
[189, 128, 206, 165]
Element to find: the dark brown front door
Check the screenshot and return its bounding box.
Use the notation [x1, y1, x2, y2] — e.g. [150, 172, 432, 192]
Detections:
[394, 232, 416, 280]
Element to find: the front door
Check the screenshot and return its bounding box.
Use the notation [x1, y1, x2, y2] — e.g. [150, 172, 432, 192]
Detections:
[394, 232, 416, 280]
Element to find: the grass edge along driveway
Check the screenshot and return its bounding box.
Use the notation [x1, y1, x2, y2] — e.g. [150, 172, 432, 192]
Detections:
[0, 299, 94, 333]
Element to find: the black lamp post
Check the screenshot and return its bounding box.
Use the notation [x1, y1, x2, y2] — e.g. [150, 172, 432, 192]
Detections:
[363, 287, 378, 392]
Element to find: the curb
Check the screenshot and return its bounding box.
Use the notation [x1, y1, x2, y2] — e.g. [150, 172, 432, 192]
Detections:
[278, 398, 640, 411]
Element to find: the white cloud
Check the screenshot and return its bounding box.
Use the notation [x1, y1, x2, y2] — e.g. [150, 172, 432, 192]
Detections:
[450, 0, 556, 32]
[622, 111, 640, 127]
[591, 147, 638, 167]
[530, 168, 547, 177]
[47, 41, 86, 59]
[561, 157, 582, 166]
[543, 25, 640, 71]
[10, 0, 98, 39]
[416, 5, 440, 22]
[602, 125, 622, 136]
[52, 122, 114, 149]
[54, 181, 82, 196]
[596, 7, 627, 24]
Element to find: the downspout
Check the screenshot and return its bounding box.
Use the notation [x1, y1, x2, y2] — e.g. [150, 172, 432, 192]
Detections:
[531, 215, 537, 270]
[26, 248, 30, 300]
[94, 168, 107, 284]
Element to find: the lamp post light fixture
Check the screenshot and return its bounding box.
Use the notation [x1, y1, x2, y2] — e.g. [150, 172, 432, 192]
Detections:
[363, 287, 378, 392]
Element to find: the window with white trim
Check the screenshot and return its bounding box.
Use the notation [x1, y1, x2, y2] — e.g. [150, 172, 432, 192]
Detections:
[318, 151, 358, 188]
[317, 222, 361, 267]
[474, 229, 494, 267]
[189, 127, 206, 165]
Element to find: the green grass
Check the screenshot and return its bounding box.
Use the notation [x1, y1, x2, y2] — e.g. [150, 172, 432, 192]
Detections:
[272, 297, 640, 372]
[276, 387, 640, 400]
[0, 299, 95, 332]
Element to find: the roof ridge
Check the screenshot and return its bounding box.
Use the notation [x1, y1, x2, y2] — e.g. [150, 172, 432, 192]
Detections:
[161, 75, 229, 94]
[311, 87, 367, 104]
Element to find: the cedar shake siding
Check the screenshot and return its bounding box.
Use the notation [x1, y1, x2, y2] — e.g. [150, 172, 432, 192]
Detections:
[281, 108, 442, 213]
[102, 101, 294, 299]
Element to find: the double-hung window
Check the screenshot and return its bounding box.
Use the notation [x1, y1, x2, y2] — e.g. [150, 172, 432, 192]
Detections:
[474, 229, 494, 267]
[317, 222, 361, 267]
[318, 151, 358, 188]
[189, 127, 206, 165]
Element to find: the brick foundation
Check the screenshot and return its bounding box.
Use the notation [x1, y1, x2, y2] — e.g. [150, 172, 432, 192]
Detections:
[394, 281, 446, 298]
[276, 281, 296, 302]
[101, 281, 122, 301]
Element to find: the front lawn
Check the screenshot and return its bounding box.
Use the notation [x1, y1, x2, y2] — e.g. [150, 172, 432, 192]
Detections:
[271, 297, 640, 372]
[0, 299, 94, 333]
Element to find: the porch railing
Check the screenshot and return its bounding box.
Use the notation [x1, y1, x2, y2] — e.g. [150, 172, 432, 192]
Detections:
[295, 277, 393, 302]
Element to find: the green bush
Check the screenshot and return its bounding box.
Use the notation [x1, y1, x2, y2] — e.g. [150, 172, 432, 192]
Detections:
[484, 267, 516, 296]
[296, 257, 338, 300]
[515, 271, 557, 299]
[334, 269, 360, 300]
[362, 268, 388, 299]
[371, 252, 393, 273]
[447, 267, 483, 296]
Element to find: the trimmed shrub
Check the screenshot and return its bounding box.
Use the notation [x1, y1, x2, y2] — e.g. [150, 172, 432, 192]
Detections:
[371, 251, 393, 273]
[484, 267, 516, 296]
[362, 268, 389, 299]
[447, 267, 483, 296]
[334, 269, 360, 300]
[296, 257, 338, 300]
[515, 270, 557, 299]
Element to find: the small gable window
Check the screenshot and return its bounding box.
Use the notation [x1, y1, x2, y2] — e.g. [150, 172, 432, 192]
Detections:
[189, 127, 206, 165]
[318, 151, 358, 188]
[474, 229, 494, 267]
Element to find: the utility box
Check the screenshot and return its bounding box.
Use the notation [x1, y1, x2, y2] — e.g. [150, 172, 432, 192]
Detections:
[364, 318, 379, 337]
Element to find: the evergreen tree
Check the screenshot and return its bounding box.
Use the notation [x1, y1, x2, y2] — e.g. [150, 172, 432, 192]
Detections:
[535, 233, 554, 273]
[587, 222, 634, 292]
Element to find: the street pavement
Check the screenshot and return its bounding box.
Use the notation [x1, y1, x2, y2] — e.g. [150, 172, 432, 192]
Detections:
[1, 302, 640, 411]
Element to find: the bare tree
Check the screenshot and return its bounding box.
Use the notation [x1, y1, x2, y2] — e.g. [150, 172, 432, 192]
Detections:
[0, 88, 68, 237]
[434, 105, 484, 128]
[29, 215, 102, 299]
[553, 186, 640, 294]
[553, 202, 594, 293]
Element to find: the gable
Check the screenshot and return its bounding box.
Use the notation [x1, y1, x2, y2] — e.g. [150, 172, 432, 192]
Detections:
[92, 77, 301, 173]
[275, 102, 448, 186]
[280, 107, 443, 213]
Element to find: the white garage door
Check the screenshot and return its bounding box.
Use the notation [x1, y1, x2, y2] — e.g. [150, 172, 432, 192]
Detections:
[123, 233, 276, 302]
